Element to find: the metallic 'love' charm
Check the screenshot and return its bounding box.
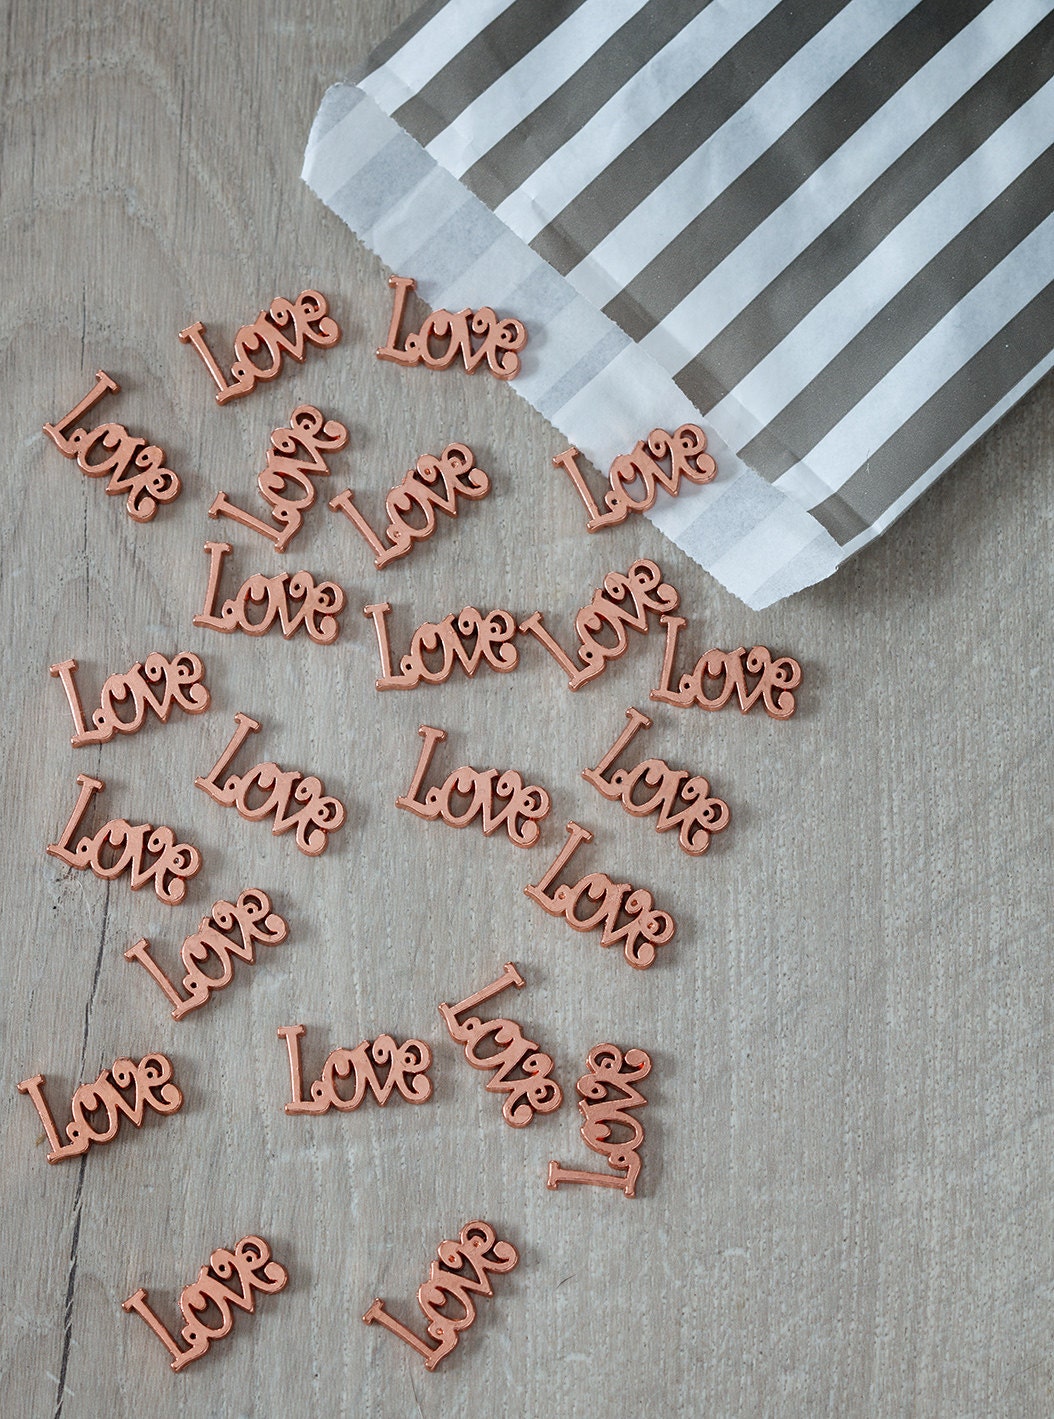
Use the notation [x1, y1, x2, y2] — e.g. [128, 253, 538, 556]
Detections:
[277, 1025, 432, 1114]
[547, 1043, 651, 1197]
[49, 653, 209, 748]
[192, 542, 345, 644]
[651, 614, 802, 718]
[364, 602, 519, 689]
[376, 274, 526, 381]
[554, 425, 715, 532]
[17, 1054, 182, 1163]
[179, 290, 340, 403]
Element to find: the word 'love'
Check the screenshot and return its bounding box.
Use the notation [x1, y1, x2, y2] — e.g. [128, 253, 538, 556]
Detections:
[525, 821, 675, 970]
[18, 1054, 182, 1163]
[193, 541, 345, 644]
[519, 559, 679, 690]
[397, 725, 550, 849]
[125, 889, 288, 1020]
[124, 1236, 287, 1371]
[439, 961, 562, 1128]
[376, 274, 526, 381]
[547, 1043, 651, 1198]
[364, 602, 518, 690]
[48, 774, 201, 905]
[554, 424, 716, 532]
[277, 1025, 432, 1114]
[179, 290, 339, 404]
[330, 441, 489, 568]
[363, 1221, 518, 1370]
[583, 707, 730, 856]
[652, 614, 802, 719]
[50, 652, 209, 748]
[209, 404, 349, 552]
[196, 713, 345, 857]
[43, 370, 181, 522]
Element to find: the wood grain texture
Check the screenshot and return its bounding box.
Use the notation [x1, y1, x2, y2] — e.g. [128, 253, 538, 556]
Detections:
[1, 2, 1052, 1415]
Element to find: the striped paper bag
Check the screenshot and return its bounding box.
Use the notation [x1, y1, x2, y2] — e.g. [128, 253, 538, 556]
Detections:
[303, 0, 1054, 608]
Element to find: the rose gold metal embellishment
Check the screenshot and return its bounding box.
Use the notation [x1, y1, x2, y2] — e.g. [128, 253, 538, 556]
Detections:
[651, 614, 802, 719]
[329, 441, 489, 568]
[363, 1221, 518, 1370]
[397, 726, 550, 848]
[277, 1025, 432, 1114]
[123, 1236, 287, 1371]
[192, 541, 345, 643]
[554, 424, 716, 532]
[42, 370, 181, 521]
[195, 713, 345, 856]
[125, 890, 287, 1019]
[547, 1044, 651, 1197]
[49, 652, 209, 747]
[519, 558, 680, 689]
[47, 774, 201, 904]
[179, 290, 340, 404]
[583, 707, 730, 856]
[439, 961, 562, 1126]
[376, 274, 526, 381]
[17, 1054, 182, 1163]
[525, 822, 675, 970]
[209, 405, 349, 552]
[364, 602, 518, 689]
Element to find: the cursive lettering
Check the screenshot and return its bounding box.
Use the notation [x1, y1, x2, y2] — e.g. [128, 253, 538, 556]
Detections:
[554, 424, 716, 532]
[192, 541, 345, 644]
[179, 290, 339, 404]
[376, 274, 526, 382]
[651, 614, 802, 718]
[49, 652, 209, 748]
[18, 1054, 182, 1163]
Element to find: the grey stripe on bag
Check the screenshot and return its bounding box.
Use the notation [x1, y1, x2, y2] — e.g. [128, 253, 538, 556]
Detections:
[527, 0, 845, 277]
[681, 15, 1054, 402]
[809, 278, 1054, 543]
[391, 0, 591, 149]
[460, 0, 708, 211]
[602, 0, 991, 345]
[356, 0, 454, 80]
[737, 139, 1054, 481]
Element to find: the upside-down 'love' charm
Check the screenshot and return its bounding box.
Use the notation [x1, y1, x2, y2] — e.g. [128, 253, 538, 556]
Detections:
[519, 559, 680, 690]
[554, 425, 716, 532]
[193, 541, 345, 644]
[179, 290, 340, 404]
[49, 653, 209, 748]
[364, 602, 519, 689]
[125, 890, 288, 1020]
[583, 708, 730, 856]
[123, 1236, 288, 1372]
[439, 961, 562, 1127]
[547, 1043, 651, 1197]
[376, 274, 527, 381]
[209, 405, 349, 552]
[363, 1221, 518, 1370]
[17, 1054, 182, 1163]
[42, 370, 181, 521]
[47, 775, 201, 904]
[525, 822, 675, 970]
[397, 725, 550, 848]
[195, 713, 345, 856]
[651, 614, 802, 719]
[329, 442, 490, 569]
[277, 1025, 432, 1114]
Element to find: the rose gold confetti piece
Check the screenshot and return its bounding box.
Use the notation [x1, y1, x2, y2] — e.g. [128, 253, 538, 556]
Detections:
[125, 889, 287, 1020]
[524, 821, 676, 970]
[363, 602, 519, 689]
[583, 707, 730, 856]
[209, 404, 349, 553]
[518, 558, 680, 690]
[651, 614, 802, 719]
[17, 1054, 182, 1163]
[47, 774, 201, 905]
[192, 541, 345, 644]
[42, 370, 181, 521]
[49, 652, 209, 748]
[554, 425, 716, 532]
[547, 1044, 651, 1198]
[329, 441, 490, 569]
[277, 1025, 432, 1114]
[179, 290, 340, 404]
[376, 273, 527, 382]
[438, 961, 561, 1127]
[123, 1236, 287, 1371]
[363, 1220, 518, 1370]
[396, 724, 550, 848]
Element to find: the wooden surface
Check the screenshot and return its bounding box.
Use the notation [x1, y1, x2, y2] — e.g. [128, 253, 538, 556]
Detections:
[2, 3, 1052, 1415]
